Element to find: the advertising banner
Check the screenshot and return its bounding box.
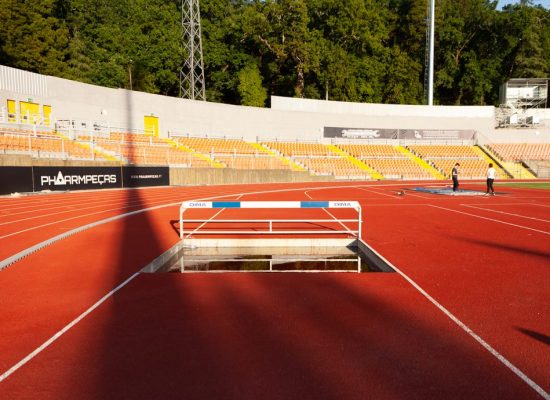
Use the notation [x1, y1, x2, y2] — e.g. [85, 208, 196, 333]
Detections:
[324, 127, 476, 140]
[0, 167, 34, 195]
[33, 166, 122, 191]
[2, 165, 171, 194]
[122, 166, 169, 188]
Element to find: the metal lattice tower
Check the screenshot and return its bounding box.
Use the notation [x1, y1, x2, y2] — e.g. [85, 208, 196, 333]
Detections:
[179, 0, 206, 101]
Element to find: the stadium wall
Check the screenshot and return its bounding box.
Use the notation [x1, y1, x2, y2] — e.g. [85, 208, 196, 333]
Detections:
[0, 154, 330, 194]
[1, 65, 506, 141]
[478, 128, 550, 144]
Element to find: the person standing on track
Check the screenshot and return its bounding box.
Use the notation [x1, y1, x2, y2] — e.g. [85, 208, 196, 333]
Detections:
[486, 163, 496, 195]
[452, 163, 460, 193]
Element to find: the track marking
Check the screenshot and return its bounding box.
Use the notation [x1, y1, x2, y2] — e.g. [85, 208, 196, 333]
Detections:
[360, 240, 550, 400]
[305, 190, 355, 235]
[0, 192, 186, 226]
[0, 202, 181, 271]
[0, 272, 140, 383]
[0, 190, 185, 219]
[184, 208, 225, 239]
[0, 192, 206, 240]
[428, 205, 550, 235]
[2, 182, 549, 399]
[355, 186, 404, 199]
[462, 204, 550, 223]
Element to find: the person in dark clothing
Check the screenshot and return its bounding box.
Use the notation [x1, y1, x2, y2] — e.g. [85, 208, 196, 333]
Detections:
[452, 163, 460, 192]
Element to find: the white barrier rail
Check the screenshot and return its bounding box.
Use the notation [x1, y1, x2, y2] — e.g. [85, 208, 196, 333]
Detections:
[179, 200, 362, 240]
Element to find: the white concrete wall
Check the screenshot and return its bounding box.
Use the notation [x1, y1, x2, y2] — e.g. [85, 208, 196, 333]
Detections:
[1, 65, 549, 144]
[479, 128, 550, 144]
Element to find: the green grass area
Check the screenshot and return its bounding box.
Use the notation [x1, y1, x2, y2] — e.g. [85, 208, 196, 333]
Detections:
[498, 182, 550, 190]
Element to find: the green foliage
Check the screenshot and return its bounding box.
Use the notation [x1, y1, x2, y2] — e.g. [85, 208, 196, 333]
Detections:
[0, 0, 70, 76]
[237, 63, 267, 107]
[0, 0, 548, 106]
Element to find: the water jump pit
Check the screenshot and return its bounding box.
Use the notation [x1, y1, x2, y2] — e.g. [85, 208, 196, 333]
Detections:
[413, 187, 494, 196]
[141, 240, 395, 274]
[140, 200, 395, 273]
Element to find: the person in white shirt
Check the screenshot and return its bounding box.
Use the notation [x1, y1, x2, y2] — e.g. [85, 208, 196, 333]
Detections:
[486, 163, 496, 195]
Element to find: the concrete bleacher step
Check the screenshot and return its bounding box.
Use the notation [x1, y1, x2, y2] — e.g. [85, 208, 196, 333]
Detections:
[164, 138, 225, 168]
[53, 131, 118, 162]
[250, 143, 306, 171]
[326, 144, 381, 179]
[477, 145, 534, 179]
[394, 146, 445, 179]
[472, 145, 514, 179]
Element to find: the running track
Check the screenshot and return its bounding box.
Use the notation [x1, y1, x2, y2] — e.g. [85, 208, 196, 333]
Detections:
[0, 181, 548, 399]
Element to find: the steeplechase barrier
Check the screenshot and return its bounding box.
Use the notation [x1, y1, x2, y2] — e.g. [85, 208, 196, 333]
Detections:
[179, 200, 362, 242]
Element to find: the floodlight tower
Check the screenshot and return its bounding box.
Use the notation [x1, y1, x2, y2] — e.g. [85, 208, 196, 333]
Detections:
[179, 0, 206, 100]
[423, 0, 435, 105]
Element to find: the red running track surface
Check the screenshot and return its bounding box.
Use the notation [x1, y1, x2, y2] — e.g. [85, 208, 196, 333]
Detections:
[0, 181, 548, 399]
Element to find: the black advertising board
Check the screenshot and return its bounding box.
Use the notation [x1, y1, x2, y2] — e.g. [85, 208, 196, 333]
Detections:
[122, 166, 169, 188]
[0, 166, 34, 195]
[33, 166, 122, 191]
[1, 165, 170, 194]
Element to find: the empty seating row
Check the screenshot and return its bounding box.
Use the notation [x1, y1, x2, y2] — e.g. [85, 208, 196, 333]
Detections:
[174, 137, 258, 155]
[0, 133, 102, 160]
[338, 144, 406, 158]
[408, 145, 480, 159]
[364, 159, 433, 179]
[214, 155, 291, 170]
[1, 128, 545, 179]
[294, 157, 370, 178]
[264, 142, 332, 157]
[487, 143, 550, 161]
[432, 159, 493, 179]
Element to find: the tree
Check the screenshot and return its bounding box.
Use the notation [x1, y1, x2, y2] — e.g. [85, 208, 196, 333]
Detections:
[0, 0, 70, 76]
[1, 0, 548, 106]
[500, 2, 549, 78]
[434, 0, 504, 105]
[237, 63, 267, 106]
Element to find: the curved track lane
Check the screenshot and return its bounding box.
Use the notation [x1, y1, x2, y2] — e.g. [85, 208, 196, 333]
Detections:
[0, 181, 548, 399]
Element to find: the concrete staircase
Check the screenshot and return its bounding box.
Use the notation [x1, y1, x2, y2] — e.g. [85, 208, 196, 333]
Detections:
[326, 144, 383, 179]
[395, 146, 445, 179]
[251, 142, 306, 171]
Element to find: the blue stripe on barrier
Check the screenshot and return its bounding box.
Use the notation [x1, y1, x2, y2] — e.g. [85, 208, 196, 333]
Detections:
[212, 201, 241, 208]
[300, 201, 329, 208]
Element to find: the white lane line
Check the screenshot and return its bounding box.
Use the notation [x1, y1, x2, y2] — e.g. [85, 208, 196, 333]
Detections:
[0, 207, 133, 240]
[355, 186, 403, 199]
[0, 190, 181, 219]
[305, 190, 354, 235]
[182, 193, 245, 238]
[2, 183, 549, 400]
[0, 192, 184, 226]
[0, 203, 182, 271]
[184, 208, 225, 239]
[360, 241, 550, 400]
[0, 192, 202, 240]
[429, 205, 550, 235]
[462, 204, 550, 223]
[0, 272, 140, 383]
[322, 208, 354, 235]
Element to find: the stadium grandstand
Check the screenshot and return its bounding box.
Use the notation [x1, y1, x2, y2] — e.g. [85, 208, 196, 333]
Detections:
[1, 38, 550, 400]
[1, 65, 549, 189]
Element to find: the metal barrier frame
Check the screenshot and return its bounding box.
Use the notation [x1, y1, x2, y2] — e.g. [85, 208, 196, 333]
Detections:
[179, 200, 362, 240]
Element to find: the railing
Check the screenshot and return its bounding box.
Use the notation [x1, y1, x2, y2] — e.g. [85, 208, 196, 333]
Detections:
[179, 200, 362, 241]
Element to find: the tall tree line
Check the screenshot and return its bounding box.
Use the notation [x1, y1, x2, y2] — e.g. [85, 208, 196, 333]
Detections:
[0, 0, 548, 106]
